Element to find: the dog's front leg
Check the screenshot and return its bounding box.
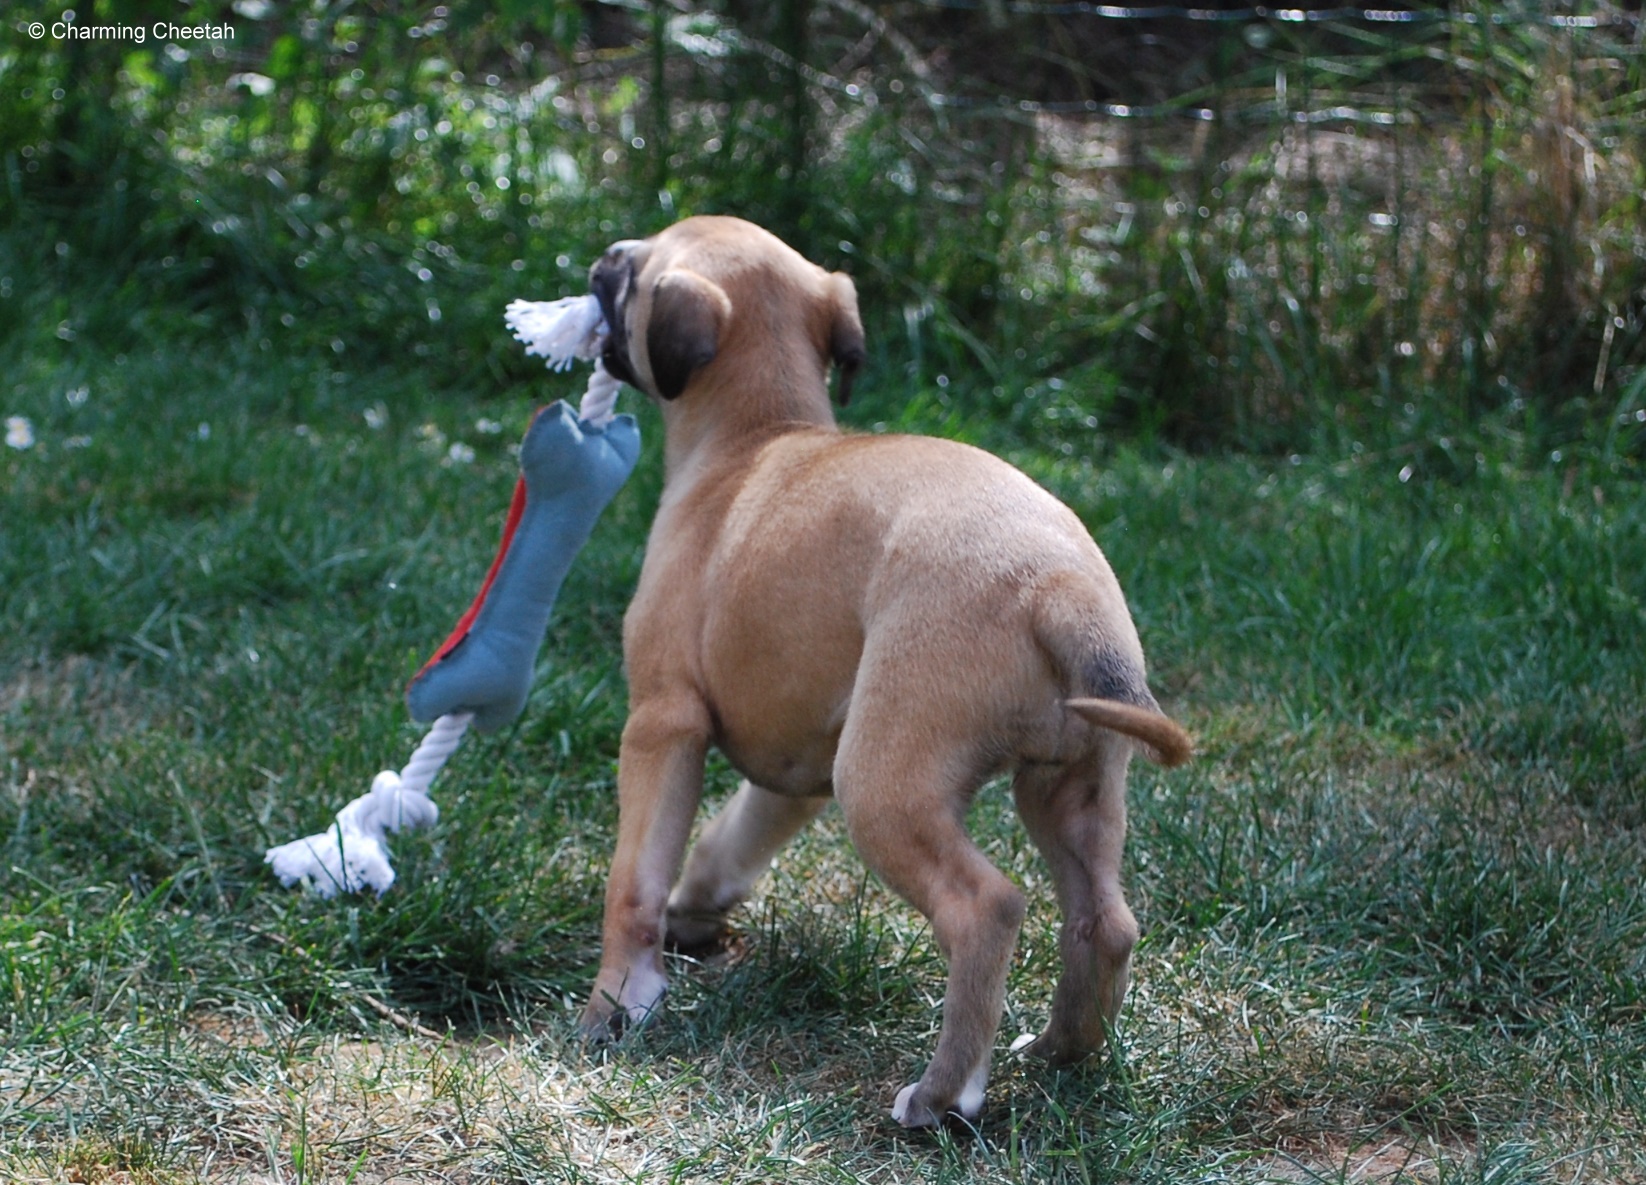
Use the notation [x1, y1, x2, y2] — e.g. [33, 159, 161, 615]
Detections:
[579, 694, 709, 1038]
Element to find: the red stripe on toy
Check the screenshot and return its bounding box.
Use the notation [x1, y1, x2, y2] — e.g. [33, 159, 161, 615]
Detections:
[411, 473, 529, 684]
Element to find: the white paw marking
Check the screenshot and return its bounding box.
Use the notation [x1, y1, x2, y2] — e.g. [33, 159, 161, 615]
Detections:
[890, 1067, 987, 1127]
[619, 965, 669, 1026]
[956, 1063, 988, 1120]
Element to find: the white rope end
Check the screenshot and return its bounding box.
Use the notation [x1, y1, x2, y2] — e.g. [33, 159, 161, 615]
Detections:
[263, 779, 440, 897]
[265, 713, 466, 896]
[264, 815, 401, 898]
[505, 295, 628, 428]
[505, 296, 607, 373]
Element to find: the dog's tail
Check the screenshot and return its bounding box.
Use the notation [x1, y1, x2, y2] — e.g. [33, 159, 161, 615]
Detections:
[1032, 572, 1192, 767]
[1064, 698, 1191, 767]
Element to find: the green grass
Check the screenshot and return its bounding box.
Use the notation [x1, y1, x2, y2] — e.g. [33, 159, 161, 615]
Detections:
[2, 333, 1643, 1183]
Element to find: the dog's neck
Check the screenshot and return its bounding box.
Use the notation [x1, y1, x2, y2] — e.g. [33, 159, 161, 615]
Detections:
[659, 363, 838, 484]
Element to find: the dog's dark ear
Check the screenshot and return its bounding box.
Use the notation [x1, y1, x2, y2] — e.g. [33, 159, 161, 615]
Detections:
[646, 268, 731, 401]
[826, 271, 866, 405]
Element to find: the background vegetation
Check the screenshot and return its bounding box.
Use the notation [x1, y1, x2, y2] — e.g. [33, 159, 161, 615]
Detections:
[3, 2, 1644, 1181]
[6, 0, 1644, 448]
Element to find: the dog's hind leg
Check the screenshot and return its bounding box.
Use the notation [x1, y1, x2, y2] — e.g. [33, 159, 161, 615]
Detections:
[1008, 742, 1137, 1065]
[666, 780, 829, 948]
[834, 731, 1026, 1128]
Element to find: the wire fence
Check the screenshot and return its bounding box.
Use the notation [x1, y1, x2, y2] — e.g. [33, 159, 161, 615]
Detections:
[676, 0, 1646, 437]
[921, 1, 1629, 26]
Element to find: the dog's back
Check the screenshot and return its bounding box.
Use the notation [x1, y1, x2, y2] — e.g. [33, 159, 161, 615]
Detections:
[691, 428, 1185, 787]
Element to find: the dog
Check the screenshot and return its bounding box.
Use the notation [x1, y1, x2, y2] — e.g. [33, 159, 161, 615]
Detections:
[577, 215, 1190, 1128]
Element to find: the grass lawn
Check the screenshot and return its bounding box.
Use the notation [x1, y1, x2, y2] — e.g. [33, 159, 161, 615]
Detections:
[2, 337, 1643, 1183]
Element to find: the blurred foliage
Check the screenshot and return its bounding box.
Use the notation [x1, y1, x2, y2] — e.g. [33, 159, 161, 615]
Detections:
[2, 0, 1644, 452]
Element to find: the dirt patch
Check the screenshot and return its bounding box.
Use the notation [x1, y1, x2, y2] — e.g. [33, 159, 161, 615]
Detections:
[1, 655, 154, 743]
[1258, 1133, 1473, 1183]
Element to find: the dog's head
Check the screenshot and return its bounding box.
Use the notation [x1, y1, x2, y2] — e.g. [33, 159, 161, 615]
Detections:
[588, 217, 865, 412]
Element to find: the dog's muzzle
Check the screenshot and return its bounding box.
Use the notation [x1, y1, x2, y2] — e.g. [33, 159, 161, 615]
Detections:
[590, 243, 641, 389]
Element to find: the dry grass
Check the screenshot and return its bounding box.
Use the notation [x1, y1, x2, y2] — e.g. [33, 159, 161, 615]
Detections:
[4, 739, 1642, 1183]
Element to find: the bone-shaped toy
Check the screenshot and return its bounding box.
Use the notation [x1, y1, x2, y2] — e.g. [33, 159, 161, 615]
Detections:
[266, 296, 634, 896]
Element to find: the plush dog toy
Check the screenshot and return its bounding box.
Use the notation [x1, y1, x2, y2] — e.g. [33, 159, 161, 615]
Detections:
[405, 400, 638, 731]
[265, 297, 637, 896]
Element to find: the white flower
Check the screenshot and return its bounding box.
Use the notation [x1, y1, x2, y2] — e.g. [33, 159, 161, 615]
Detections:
[475, 417, 503, 435]
[227, 71, 276, 97]
[5, 416, 35, 450]
[446, 442, 475, 465]
[363, 404, 387, 430]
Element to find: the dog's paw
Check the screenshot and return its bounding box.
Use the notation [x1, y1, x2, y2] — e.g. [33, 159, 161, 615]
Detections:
[577, 994, 652, 1044]
[577, 964, 669, 1042]
[576, 1005, 622, 1045]
[664, 905, 729, 953]
[890, 1084, 942, 1129]
[1010, 1029, 1096, 1067]
[889, 1078, 985, 1130]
